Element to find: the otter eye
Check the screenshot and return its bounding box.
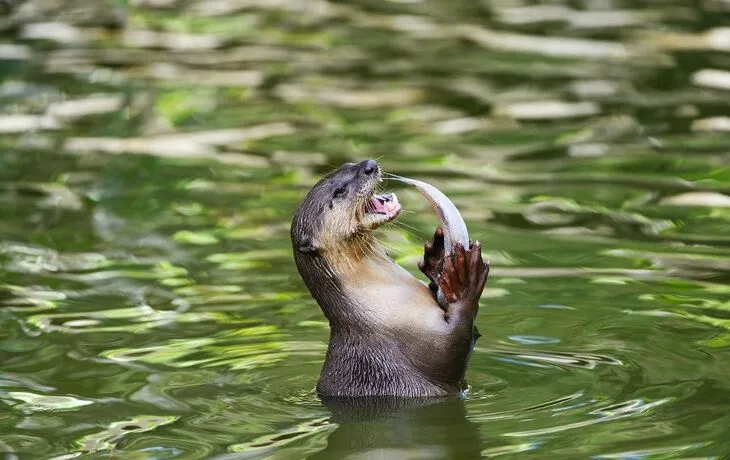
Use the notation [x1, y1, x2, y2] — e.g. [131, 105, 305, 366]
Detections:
[333, 186, 347, 198]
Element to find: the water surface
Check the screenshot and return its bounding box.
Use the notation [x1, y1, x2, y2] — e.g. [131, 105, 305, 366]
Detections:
[2, 0, 730, 458]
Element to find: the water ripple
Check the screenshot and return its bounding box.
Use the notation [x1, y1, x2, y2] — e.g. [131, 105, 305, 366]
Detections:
[1, 0, 730, 457]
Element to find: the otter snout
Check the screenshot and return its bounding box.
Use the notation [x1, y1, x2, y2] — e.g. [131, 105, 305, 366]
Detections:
[361, 159, 378, 176]
[351, 160, 381, 198]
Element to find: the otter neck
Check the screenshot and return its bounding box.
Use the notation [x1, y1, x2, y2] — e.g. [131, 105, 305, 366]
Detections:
[295, 232, 389, 330]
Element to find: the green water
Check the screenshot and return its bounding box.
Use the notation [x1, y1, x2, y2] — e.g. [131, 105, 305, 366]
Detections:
[2, 0, 730, 458]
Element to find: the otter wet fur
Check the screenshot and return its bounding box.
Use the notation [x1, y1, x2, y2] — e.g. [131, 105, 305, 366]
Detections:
[291, 160, 489, 397]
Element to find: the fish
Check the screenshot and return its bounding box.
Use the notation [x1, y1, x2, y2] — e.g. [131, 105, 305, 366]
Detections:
[389, 174, 470, 254]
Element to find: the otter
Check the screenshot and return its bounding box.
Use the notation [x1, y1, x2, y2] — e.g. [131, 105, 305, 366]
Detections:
[291, 160, 489, 397]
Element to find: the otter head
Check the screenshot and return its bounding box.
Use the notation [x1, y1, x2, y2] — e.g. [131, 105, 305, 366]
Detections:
[291, 160, 401, 257]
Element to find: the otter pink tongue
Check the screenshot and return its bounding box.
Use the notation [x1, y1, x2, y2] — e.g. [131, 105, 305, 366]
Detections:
[369, 193, 400, 216]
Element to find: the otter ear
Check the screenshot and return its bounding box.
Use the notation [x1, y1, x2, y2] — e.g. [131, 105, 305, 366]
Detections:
[297, 238, 320, 255]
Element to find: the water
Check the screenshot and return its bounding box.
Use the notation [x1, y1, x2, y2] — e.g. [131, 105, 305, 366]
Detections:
[2, 0, 730, 458]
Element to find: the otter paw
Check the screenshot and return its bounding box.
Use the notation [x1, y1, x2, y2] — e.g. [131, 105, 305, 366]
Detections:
[418, 226, 445, 290]
[436, 241, 489, 305]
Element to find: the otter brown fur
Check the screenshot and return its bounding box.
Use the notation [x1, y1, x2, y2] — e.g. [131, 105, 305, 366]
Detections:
[291, 160, 489, 397]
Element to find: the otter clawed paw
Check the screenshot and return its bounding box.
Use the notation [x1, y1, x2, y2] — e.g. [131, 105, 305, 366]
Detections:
[436, 241, 489, 306]
[418, 226, 445, 294]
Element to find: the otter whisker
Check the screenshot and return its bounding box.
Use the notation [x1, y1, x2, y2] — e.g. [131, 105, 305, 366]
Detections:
[361, 234, 383, 261]
[388, 221, 422, 242]
[374, 241, 400, 258]
[391, 219, 423, 235]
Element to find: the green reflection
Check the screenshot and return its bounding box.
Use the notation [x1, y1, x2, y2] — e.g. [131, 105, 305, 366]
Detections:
[1, 0, 730, 458]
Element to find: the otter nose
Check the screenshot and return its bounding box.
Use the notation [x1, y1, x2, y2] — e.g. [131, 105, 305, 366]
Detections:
[361, 159, 378, 175]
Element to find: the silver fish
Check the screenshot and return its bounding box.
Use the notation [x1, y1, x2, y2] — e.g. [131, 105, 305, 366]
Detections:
[390, 174, 470, 254]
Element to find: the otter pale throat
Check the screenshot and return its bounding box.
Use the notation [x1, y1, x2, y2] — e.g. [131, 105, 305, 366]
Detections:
[291, 159, 489, 397]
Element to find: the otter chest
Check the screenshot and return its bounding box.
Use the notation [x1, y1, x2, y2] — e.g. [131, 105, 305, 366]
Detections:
[341, 257, 446, 331]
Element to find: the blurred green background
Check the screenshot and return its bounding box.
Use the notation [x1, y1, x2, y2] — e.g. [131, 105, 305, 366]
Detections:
[2, 0, 730, 458]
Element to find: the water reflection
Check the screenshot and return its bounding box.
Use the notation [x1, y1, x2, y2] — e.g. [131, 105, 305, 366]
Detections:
[214, 397, 487, 460]
[2, 0, 730, 457]
[310, 398, 484, 460]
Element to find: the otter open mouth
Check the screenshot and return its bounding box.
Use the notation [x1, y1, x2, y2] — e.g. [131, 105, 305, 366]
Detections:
[361, 192, 401, 229]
